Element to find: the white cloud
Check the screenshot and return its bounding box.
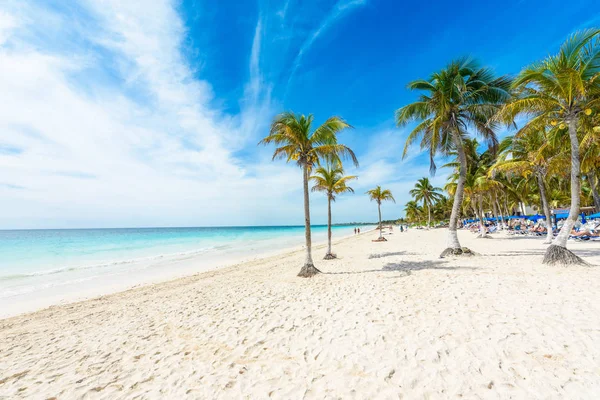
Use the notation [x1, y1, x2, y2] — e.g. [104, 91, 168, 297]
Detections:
[0, 1, 296, 228]
[0, 0, 441, 228]
[0, 9, 18, 45]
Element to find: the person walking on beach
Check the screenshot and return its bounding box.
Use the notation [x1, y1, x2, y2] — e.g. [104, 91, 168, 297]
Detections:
[358, 228, 361, 234]
[354, 227, 357, 234]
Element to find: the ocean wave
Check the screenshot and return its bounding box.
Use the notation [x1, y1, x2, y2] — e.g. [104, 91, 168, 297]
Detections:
[0, 245, 221, 281]
[0, 275, 99, 298]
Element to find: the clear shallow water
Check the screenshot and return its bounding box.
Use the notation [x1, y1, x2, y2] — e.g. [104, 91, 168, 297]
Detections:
[0, 225, 367, 316]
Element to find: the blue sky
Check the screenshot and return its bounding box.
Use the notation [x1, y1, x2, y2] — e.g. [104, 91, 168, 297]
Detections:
[0, 0, 598, 229]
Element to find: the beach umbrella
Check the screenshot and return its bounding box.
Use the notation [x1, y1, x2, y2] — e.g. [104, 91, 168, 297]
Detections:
[526, 214, 545, 222]
[554, 212, 586, 222]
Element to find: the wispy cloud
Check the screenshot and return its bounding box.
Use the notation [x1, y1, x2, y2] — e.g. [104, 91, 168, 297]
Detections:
[285, 0, 367, 92]
[0, 9, 17, 45]
[239, 15, 274, 145]
[0, 144, 23, 155]
[0, 0, 450, 228]
[0, 0, 299, 228]
[53, 171, 97, 180]
[0, 183, 25, 190]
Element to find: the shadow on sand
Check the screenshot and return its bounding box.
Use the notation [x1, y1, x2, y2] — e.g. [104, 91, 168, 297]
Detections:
[368, 251, 407, 259]
[382, 261, 477, 272]
[491, 249, 599, 260]
[324, 260, 477, 275]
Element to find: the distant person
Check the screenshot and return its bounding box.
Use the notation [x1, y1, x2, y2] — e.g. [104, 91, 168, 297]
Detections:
[354, 227, 357, 234]
[400, 225, 404, 233]
[358, 228, 361, 234]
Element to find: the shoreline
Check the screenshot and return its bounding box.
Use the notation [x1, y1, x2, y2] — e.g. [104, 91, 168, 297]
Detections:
[1, 227, 373, 320]
[2, 228, 599, 398]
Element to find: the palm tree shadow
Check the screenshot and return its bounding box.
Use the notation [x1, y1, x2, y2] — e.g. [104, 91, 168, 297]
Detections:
[368, 251, 407, 259]
[324, 260, 476, 275]
[492, 249, 600, 260]
[382, 261, 476, 272]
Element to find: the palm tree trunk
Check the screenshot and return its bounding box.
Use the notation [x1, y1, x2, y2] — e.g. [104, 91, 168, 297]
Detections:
[427, 202, 431, 229]
[589, 171, 600, 211]
[491, 192, 501, 229]
[477, 197, 487, 238]
[378, 202, 382, 239]
[536, 171, 553, 244]
[442, 132, 467, 256]
[496, 198, 505, 229]
[544, 118, 586, 265]
[324, 196, 335, 259]
[298, 164, 321, 276]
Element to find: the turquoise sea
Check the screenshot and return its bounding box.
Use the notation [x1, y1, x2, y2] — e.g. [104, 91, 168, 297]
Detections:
[0, 225, 368, 316]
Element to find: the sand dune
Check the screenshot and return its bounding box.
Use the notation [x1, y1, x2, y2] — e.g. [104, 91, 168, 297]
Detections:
[1, 228, 600, 399]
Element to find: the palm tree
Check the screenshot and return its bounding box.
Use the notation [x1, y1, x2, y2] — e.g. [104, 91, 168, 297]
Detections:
[259, 112, 358, 277]
[581, 113, 600, 210]
[310, 164, 357, 259]
[366, 186, 395, 240]
[499, 29, 600, 265]
[431, 195, 452, 222]
[396, 58, 512, 257]
[404, 200, 424, 224]
[490, 131, 557, 243]
[409, 177, 443, 228]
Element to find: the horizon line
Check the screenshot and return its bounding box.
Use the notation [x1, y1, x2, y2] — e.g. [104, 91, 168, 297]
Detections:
[0, 222, 379, 232]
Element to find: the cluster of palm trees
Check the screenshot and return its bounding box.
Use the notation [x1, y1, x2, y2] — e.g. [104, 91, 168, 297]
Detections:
[397, 29, 600, 264]
[259, 112, 396, 277]
[404, 178, 448, 227]
[261, 28, 600, 276]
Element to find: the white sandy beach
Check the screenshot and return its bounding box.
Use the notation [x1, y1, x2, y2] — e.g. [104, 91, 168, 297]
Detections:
[0, 228, 362, 320]
[1, 228, 600, 399]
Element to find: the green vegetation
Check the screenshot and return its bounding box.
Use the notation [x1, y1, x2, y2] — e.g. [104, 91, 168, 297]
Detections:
[396, 58, 512, 254]
[259, 29, 600, 276]
[399, 29, 600, 264]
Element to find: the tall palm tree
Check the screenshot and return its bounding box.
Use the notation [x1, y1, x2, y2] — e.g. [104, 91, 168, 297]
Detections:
[396, 58, 512, 257]
[581, 113, 600, 210]
[259, 112, 358, 277]
[310, 164, 357, 259]
[366, 186, 395, 240]
[409, 177, 443, 228]
[499, 29, 600, 265]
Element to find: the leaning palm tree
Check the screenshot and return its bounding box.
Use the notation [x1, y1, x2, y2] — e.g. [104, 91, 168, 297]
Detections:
[366, 186, 395, 240]
[310, 164, 357, 259]
[499, 29, 600, 265]
[259, 112, 358, 277]
[409, 177, 443, 228]
[396, 58, 512, 257]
